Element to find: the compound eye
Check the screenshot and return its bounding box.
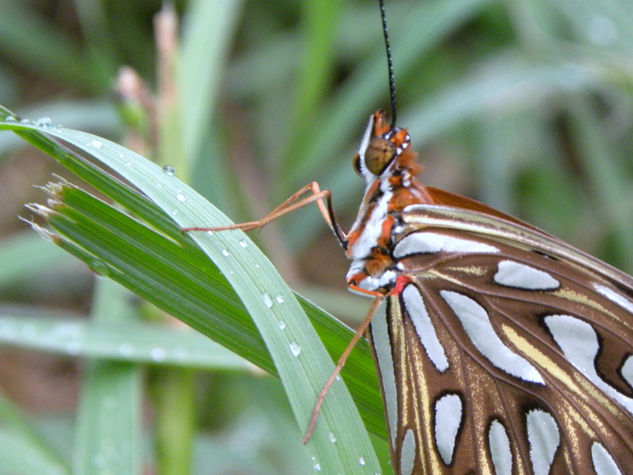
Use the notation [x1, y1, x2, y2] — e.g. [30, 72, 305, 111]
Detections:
[365, 137, 396, 175]
[352, 153, 362, 176]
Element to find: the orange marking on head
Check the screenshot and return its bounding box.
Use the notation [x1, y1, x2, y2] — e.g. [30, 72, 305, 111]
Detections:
[396, 149, 421, 176]
[373, 110, 391, 135]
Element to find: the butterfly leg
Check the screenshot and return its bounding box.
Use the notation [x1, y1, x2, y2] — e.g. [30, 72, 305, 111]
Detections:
[302, 294, 385, 443]
[183, 182, 347, 247]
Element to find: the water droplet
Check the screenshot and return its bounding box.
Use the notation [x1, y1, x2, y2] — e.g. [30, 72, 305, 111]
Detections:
[221, 249, 230, 257]
[311, 456, 321, 471]
[125, 161, 132, 167]
[118, 342, 134, 357]
[176, 192, 186, 202]
[254, 263, 260, 269]
[162, 165, 175, 176]
[151, 347, 166, 362]
[262, 293, 273, 308]
[275, 295, 285, 304]
[20, 118, 31, 125]
[277, 320, 286, 330]
[65, 341, 80, 355]
[239, 239, 247, 248]
[358, 456, 366, 466]
[335, 374, 341, 381]
[4, 116, 17, 123]
[289, 342, 301, 357]
[205, 230, 214, 237]
[169, 208, 178, 217]
[89, 139, 103, 149]
[35, 117, 52, 127]
[118, 152, 124, 158]
[328, 432, 337, 443]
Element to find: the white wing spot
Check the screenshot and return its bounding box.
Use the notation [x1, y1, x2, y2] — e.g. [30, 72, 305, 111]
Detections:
[370, 301, 398, 445]
[545, 315, 633, 415]
[394, 232, 499, 258]
[494, 260, 559, 290]
[440, 291, 544, 384]
[527, 409, 559, 475]
[402, 285, 449, 371]
[434, 394, 462, 465]
[400, 429, 416, 475]
[594, 283, 633, 313]
[489, 420, 512, 475]
[621, 356, 633, 390]
[591, 441, 622, 475]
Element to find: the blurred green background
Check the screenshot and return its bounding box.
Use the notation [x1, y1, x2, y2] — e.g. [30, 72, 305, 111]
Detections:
[1, 0, 633, 473]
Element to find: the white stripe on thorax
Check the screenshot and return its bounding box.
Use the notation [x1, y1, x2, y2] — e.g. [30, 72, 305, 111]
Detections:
[349, 181, 392, 260]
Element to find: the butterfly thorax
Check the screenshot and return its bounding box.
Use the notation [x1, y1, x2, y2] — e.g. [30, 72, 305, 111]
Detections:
[345, 110, 431, 294]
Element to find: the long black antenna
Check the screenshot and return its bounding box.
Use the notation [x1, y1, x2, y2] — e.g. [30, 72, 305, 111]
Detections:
[379, 0, 397, 128]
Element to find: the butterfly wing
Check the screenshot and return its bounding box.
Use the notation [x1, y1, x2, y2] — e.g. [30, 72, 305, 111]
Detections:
[370, 204, 633, 474]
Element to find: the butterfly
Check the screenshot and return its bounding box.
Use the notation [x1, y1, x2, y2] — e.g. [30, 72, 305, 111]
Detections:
[184, 2, 633, 473]
[347, 108, 633, 473]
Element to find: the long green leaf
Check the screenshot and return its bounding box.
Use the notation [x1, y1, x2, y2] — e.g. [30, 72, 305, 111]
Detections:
[0, 115, 383, 473]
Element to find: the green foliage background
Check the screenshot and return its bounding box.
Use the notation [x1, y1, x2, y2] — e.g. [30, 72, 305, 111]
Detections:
[1, 0, 633, 474]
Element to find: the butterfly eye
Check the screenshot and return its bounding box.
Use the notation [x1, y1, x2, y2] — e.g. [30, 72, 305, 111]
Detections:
[365, 137, 396, 175]
[353, 153, 362, 176]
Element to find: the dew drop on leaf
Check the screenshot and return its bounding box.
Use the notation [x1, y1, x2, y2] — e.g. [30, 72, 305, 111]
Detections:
[262, 293, 273, 308]
[289, 342, 301, 357]
[151, 347, 166, 362]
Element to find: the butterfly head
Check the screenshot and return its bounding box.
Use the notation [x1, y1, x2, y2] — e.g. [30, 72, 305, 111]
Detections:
[353, 110, 420, 185]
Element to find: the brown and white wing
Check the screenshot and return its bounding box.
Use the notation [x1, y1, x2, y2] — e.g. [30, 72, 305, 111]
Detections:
[369, 204, 633, 474]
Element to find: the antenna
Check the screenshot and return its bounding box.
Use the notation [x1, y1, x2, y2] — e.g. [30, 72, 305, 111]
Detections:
[379, 0, 397, 128]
